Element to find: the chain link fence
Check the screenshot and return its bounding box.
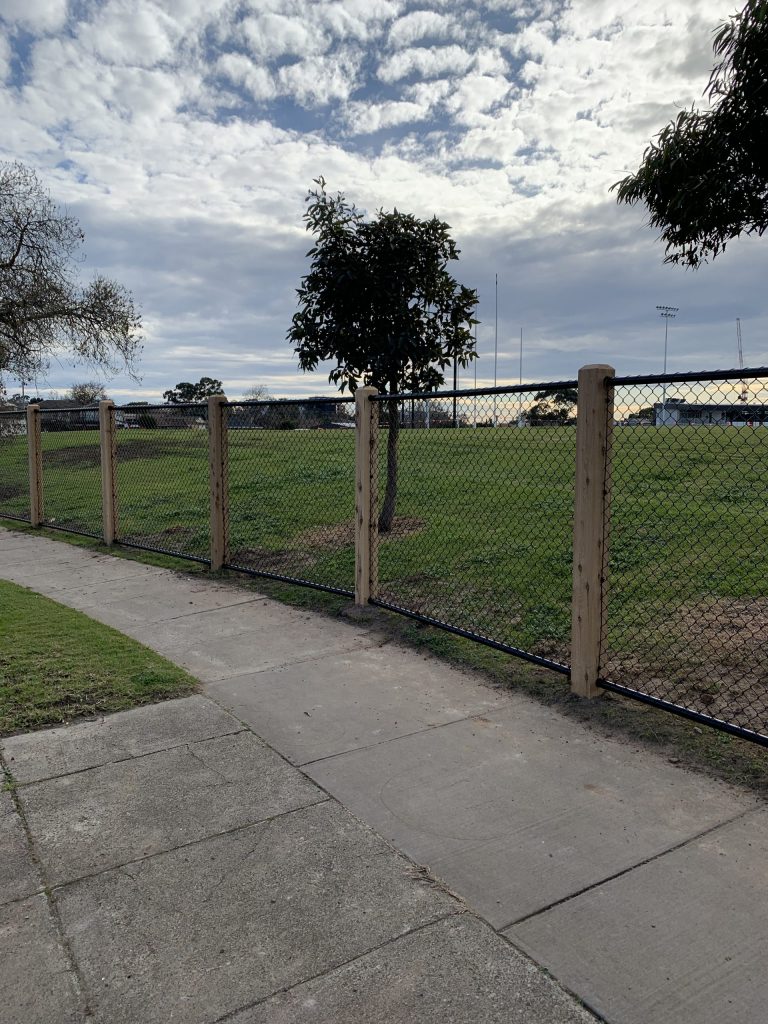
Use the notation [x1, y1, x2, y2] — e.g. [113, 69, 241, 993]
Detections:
[600, 370, 768, 741]
[0, 411, 29, 522]
[115, 403, 210, 561]
[3, 373, 767, 747]
[224, 398, 356, 594]
[39, 407, 102, 537]
[370, 385, 577, 672]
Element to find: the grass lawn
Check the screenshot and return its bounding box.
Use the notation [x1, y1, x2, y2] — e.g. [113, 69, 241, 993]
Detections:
[1, 419, 767, 733]
[0, 579, 198, 734]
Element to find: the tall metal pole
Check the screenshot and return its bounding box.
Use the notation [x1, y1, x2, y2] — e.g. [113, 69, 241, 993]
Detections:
[473, 324, 477, 429]
[494, 273, 499, 426]
[517, 326, 523, 426]
[453, 356, 458, 428]
[656, 305, 678, 425]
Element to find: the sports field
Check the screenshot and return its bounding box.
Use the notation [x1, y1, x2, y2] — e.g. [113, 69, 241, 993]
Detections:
[1, 421, 767, 728]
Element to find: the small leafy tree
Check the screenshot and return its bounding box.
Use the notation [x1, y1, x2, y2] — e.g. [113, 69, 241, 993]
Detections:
[163, 377, 223, 404]
[612, 0, 768, 266]
[288, 178, 478, 531]
[0, 161, 141, 380]
[528, 387, 577, 426]
[67, 381, 108, 404]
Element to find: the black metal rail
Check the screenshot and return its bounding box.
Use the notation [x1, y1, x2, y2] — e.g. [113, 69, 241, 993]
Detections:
[598, 678, 768, 748]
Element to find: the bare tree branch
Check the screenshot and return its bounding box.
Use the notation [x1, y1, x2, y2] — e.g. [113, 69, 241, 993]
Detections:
[0, 162, 142, 382]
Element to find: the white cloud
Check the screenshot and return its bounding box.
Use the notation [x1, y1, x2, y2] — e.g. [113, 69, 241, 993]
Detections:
[388, 11, 459, 47]
[277, 50, 363, 106]
[240, 13, 328, 61]
[217, 53, 276, 102]
[345, 99, 427, 134]
[1, 0, 765, 398]
[79, 1, 181, 68]
[1, 0, 68, 33]
[0, 35, 10, 84]
[377, 44, 475, 83]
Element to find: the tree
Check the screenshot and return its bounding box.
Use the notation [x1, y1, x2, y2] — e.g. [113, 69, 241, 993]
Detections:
[243, 384, 273, 401]
[163, 377, 223, 404]
[67, 381, 108, 404]
[612, 0, 768, 266]
[0, 161, 142, 381]
[528, 387, 577, 426]
[288, 178, 478, 531]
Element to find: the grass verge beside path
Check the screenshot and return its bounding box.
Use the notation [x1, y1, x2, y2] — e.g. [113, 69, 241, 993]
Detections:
[2, 520, 768, 795]
[0, 578, 198, 734]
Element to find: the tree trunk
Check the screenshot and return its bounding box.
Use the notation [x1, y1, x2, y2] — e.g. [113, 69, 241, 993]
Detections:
[378, 385, 400, 533]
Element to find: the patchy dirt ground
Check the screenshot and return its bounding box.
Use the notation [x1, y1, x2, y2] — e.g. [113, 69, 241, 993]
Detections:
[602, 596, 768, 733]
[0, 483, 24, 501]
[43, 440, 199, 470]
[230, 516, 426, 576]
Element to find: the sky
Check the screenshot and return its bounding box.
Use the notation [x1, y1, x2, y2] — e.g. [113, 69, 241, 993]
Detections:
[1, 0, 766, 402]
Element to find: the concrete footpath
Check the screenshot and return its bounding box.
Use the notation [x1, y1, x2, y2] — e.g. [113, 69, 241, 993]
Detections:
[1, 530, 766, 1024]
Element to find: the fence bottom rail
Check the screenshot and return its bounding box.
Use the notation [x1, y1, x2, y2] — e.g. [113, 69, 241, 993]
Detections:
[369, 598, 571, 675]
[597, 678, 768, 748]
[222, 561, 354, 599]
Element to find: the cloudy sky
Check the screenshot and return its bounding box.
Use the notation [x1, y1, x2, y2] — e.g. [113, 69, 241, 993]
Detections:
[2, 0, 765, 401]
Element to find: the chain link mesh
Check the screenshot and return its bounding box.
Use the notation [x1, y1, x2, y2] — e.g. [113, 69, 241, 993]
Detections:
[0, 411, 29, 521]
[371, 386, 577, 669]
[4, 373, 767, 746]
[115, 403, 210, 561]
[603, 373, 768, 738]
[225, 398, 356, 594]
[39, 408, 102, 537]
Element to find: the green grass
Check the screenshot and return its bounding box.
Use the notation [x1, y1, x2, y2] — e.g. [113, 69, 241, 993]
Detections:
[2, 421, 767, 732]
[0, 579, 198, 734]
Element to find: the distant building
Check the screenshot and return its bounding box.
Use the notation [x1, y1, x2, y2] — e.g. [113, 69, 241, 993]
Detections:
[37, 400, 100, 430]
[653, 399, 768, 427]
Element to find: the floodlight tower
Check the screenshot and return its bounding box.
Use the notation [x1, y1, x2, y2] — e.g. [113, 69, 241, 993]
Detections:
[656, 305, 678, 423]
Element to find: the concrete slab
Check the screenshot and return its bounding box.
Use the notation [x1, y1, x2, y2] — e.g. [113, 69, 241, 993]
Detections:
[81, 584, 264, 627]
[0, 894, 81, 1023]
[0, 528, 36, 547]
[47, 570, 180, 610]
[55, 801, 457, 1024]
[205, 644, 511, 764]
[140, 617, 380, 681]
[113, 597, 333, 649]
[509, 809, 768, 1024]
[233, 913, 596, 1024]
[21, 731, 326, 885]
[2, 560, 158, 591]
[306, 701, 754, 927]
[2, 695, 240, 783]
[65, 579, 267, 619]
[0, 546, 88, 570]
[0, 790, 41, 906]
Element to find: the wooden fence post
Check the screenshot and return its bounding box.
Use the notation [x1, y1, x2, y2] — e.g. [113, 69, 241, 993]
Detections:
[99, 400, 117, 545]
[571, 364, 615, 698]
[26, 403, 43, 527]
[208, 394, 229, 571]
[355, 387, 379, 605]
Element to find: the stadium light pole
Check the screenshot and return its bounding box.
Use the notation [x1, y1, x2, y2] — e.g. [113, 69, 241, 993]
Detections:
[656, 305, 678, 424]
[493, 273, 499, 426]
